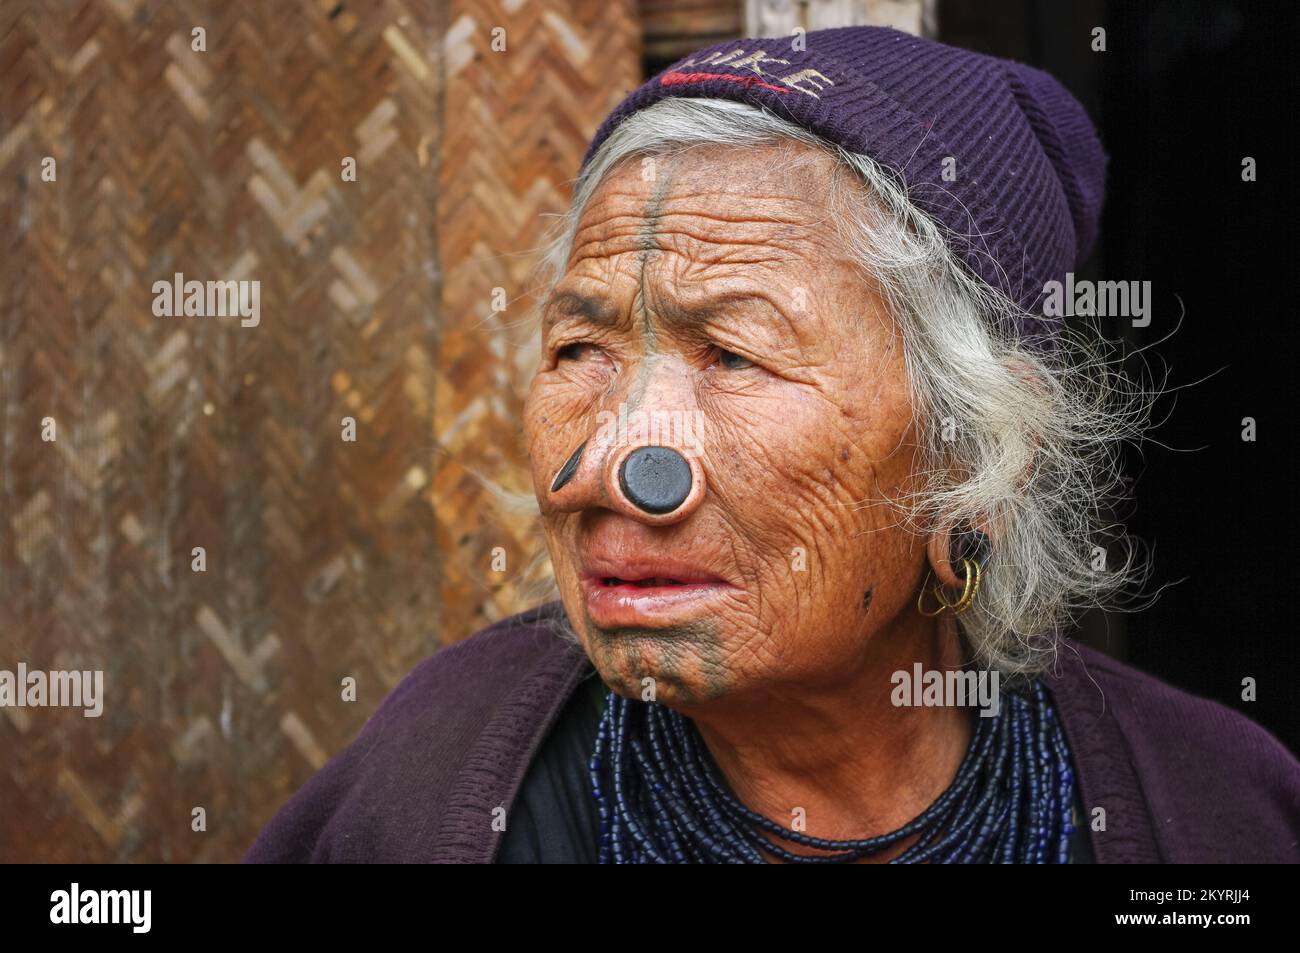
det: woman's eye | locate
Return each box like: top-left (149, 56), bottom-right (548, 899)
top-left (556, 342), bottom-right (592, 362)
top-left (716, 348), bottom-right (755, 370)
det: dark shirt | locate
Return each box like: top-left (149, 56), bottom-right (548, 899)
top-left (497, 671), bottom-right (605, 863)
top-left (243, 601), bottom-right (1300, 863)
top-left (497, 670), bottom-right (1095, 863)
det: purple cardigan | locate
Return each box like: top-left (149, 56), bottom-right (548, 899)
top-left (243, 601), bottom-right (1300, 863)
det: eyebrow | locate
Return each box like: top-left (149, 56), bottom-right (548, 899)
top-left (542, 290), bottom-right (620, 330)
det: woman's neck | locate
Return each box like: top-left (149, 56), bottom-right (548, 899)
top-left (684, 610), bottom-right (975, 862)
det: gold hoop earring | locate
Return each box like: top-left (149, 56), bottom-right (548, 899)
top-left (916, 557), bottom-right (982, 617)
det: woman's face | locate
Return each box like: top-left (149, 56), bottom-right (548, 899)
top-left (523, 142), bottom-right (930, 709)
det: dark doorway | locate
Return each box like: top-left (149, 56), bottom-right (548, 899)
top-left (943, 0), bottom-right (1298, 753)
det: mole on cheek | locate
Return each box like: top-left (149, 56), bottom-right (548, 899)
top-left (862, 589), bottom-right (873, 611)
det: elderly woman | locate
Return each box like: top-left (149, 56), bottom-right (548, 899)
top-left (246, 26), bottom-right (1299, 863)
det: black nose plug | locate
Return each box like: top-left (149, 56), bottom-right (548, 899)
top-left (618, 446), bottom-right (693, 514)
top-left (550, 440), bottom-right (586, 492)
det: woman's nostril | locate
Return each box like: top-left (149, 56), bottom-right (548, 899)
top-left (550, 440), bottom-right (587, 493)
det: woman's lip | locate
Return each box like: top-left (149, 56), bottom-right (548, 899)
top-left (580, 558), bottom-right (727, 587)
top-left (584, 573), bottom-right (720, 586)
top-left (579, 574), bottom-right (734, 628)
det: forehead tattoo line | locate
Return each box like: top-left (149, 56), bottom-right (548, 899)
top-left (616, 161), bottom-right (677, 411)
top-left (635, 162), bottom-right (677, 344)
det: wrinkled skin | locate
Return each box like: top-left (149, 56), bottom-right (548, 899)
top-left (523, 142), bottom-right (973, 855)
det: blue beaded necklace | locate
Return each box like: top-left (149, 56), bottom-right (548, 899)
top-left (588, 678), bottom-right (1076, 863)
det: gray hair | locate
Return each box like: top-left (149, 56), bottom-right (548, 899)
top-left (522, 96), bottom-right (1156, 676)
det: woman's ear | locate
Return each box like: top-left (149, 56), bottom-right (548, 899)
top-left (927, 520), bottom-right (996, 589)
top-left (927, 527), bottom-right (963, 588)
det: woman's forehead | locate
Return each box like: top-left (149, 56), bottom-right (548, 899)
top-left (582, 143), bottom-right (840, 227)
top-left (567, 150), bottom-right (850, 280)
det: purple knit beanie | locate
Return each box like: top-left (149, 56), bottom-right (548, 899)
top-left (579, 26), bottom-right (1108, 346)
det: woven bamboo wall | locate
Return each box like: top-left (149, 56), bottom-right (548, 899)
top-left (0, 0), bottom-right (639, 862)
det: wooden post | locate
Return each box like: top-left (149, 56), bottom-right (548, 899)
top-left (744, 0), bottom-right (936, 39)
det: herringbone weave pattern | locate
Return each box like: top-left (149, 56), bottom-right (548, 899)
top-left (0, 0), bottom-right (638, 862)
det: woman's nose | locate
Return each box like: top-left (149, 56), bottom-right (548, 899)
top-left (547, 436), bottom-right (706, 524)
